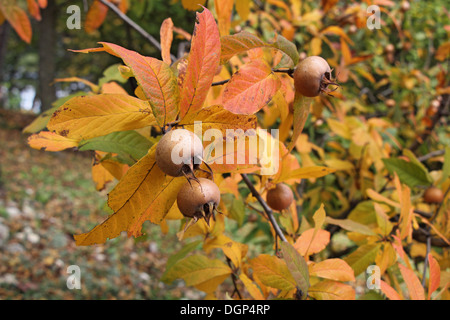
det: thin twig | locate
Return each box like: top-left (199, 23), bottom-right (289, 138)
top-left (421, 234), bottom-right (432, 288)
top-left (226, 257), bottom-right (242, 299)
top-left (417, 149), bottom-right (446, 162)
top-left (211, 79), bottom-right (230, 86)
top-left (98, 0), bottom-right (177, 62)
top-left (241, 173), bottom-right (288, 242)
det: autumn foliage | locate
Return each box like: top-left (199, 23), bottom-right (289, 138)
top-left (21, 1), bottom-right (450, 300)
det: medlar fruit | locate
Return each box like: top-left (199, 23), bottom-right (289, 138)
top-left (293, 56), bottom-right (336, 97)
top-left (155, 128), bottom-right (204, 177)
top-left (424, 187), bottom-right (444, 204)
top-left (266, 183), bottom-right (294, 211)
top-left (177, 178), bottom-right (221, 225)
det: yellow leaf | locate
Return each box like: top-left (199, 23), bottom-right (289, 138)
top-left (249, 254), bottom-right (296, 291)
top-left (375, 242), bottom-right (397, 275)
top-left (276, 166), bottom-right (336, 183)
top-left (163, 254), bottom-right (232, 293)
top-left (47, 94), bottom-right (156, 141)
top-left (239, 273), bottom-right (265, 300)
top-left (204, 234), bottom-right (248, 269)
top-left (27, 131), bottom-right (79, 152)
top-left (327, 118), bottom-right (352, 139)
top-left (181, 0), bottom-right (207, 11)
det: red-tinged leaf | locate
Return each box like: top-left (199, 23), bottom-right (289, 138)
top-left (0, 2), bottom-right (32, 43)
top-left (380, 280), bottom-right (403, 300)
top-left (286, 92), bottom-right (312, 152)
top-left (26, 0), bottom-right (41, 20)
top-left (398, 264), bottom-right (425, 300)
top-left (160, 18), bottom-right (174, 65)
top-left (179, 8), bottom-right (220, 119)
top-left (309, 259), bottom-right (355, 282)
top-left (222, 60), bottom-right (281, 115)
top-left (71, 43), bottom-right (180, 126)
top-left (27, 131), bottom-right (79, 152)
top-left (85, 0), bottom-right (108, 34)
top-left (47, 94), bottom-right (156, 141)
top-left (308, 280), bottom-right (355, 300)
top-left (427, 254), bottom-right (441, 300)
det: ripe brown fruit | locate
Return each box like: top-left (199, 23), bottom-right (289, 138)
top-left (385, 44), bottom-right (395, 54)
top-left (293, 56), bottom-right (336, 97)
top-left (177, 178), bottom-right (221, 224)
top-left (155, 128), bottom-right (204, 177)
top-left (423, 187), bottom-right (444, 204)
top-left (386, 99), bottom-right (396, 108)
top-left (266, 183), bottom-right (294, 211)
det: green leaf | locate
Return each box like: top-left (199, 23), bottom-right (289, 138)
top-left (402, 149), bottom-right (433, 183)
top-left (222, 194), bottom-right (245, 227)
top-left (99, 63), bottom-right (128, 87)
top-left (162, 240), bottom-right (202, 282)
top-left (344, 243), bottom-right (382, 276)
top-left (79, 130), bottom-right (152, 161)
top-left (442, 146), bottom-right (450, 185)
top-left (382, 158), bottom-right (432, 188)
top-left (280, 242), bottom-right (310, 299)
top-left (270, 34), bottom-right (299, 66)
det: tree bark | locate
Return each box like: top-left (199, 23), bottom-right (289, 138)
top-left (0, 23), bottom-right (10, 109)
top-left (38, 0), bottom-right (57, 112)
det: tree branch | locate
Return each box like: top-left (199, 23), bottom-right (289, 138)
top-left (241, 174), bottom-right (287, 242)
top-left (98, 0), bottom-right (177, 62)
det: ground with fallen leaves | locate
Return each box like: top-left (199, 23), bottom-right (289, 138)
top-left (0, 121), bottom-right (201, 300)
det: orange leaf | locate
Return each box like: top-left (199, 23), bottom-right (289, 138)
top-left (0, 2), bottom-right (32, 43)
top-left (26, 0), bottom-right (41, 20)
top-left (294, 228), bottom-right (330, 256)
top-left (92, 160), bottom-right (115, 191)
top-left (214, 0), bottom-right (233, 36)
top-left (380, 280), bottom-right (403, 300)
top-left (160, 18), bottom-right (174, 65)
top-left (398, 264), bottom-right (425, 300)
top-left (179, 8), bottom-right (220, 119)
top-left (308, 280), bottom-right (355, 300)
top-left (74, 148), bottom-right (185, 245)
top-left (222, 60), bottom-right (281, 115)
top-left (37, 0), bottom-right (47, 8)
top-left (427, 254), bottom-right (441, 300)
top-left (27, 131), bottom-right (79, 152)
top-left (85, 0), bottom-right (108, 34)
top-left (309, 259), bottom-right (355, 282)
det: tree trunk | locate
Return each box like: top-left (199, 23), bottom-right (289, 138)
top-left (0, 23), bottom-right (10, 109)
top-left (38, 0), bottom-right (57, 112)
